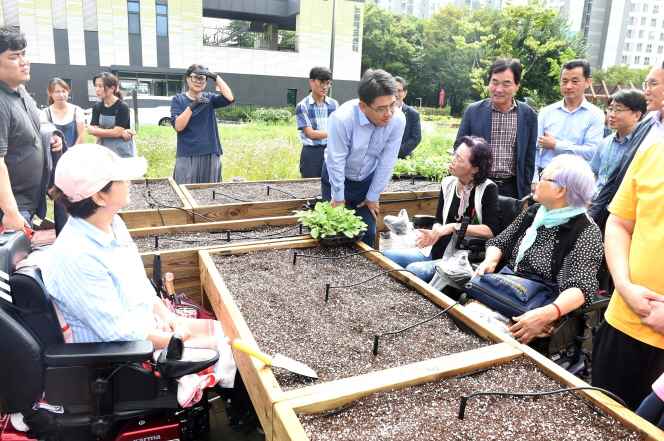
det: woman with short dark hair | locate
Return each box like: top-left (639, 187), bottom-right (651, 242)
top-left (383, 136), bottom-right (500, 282)
top-left (170, 63), bottom-right (235, 184)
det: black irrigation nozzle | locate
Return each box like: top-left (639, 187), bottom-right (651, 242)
top-left (145, 178), bottom-right (149, 187)
top-left (299, 224), bottom-right (303, 235)
top-left (325, 283), bottom-right (330, 302)
top-left (456, 386), bottom-right (629, 421)
top-left (267, 185), bottom-right (270, 195)
top-left (212, 190), bottom-right (216, 200)
top-left (372, 302), bottom-right (457, 356)
top-left (265, 185), bottom-right (302, 200)
top-left (293, 251), bottom-right (298, 265)
top-left (154, 235), bottom-right (159, 250)
top-left (227, 231), bottom-right (231, 242)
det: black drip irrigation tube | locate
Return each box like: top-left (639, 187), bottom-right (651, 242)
top-left (211, 190), bottom-right (251, 203)
top-left (372, 301), bottom-right (459, 356)
top-left (457, 386), bottom-right (629, 420)
top-left (324, 268), bottom-right (418, 302)
top-left (266, 185), bottom-right (320, 200)
top-left (141, 186), bottom-right (216, 224)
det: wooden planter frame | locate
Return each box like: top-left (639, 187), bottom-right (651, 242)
top-left (124, 178), bottom-right (438, 249)
top-left (120, 178), bottom-right (194, 229)
top-left (135, 216), bottom-right (306, 301)
top-left (196, 238), bottom-right (664, 441)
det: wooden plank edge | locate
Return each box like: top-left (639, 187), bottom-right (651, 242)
top-left (273, 401), bottom-right (309, 441)
top-left (130, 215), bottom-right (300, 237)
top-left (283, 343), bottom-right (523, 414)
top-left (184, 178), bottom-right (321, 190)
top-left (518, 343), bottom-right (664, 441)
top-left (168, 177), bottom-right (193, 210)
top-left (199, 250), bottom-right (282, 435)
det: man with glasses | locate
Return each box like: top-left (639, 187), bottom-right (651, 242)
top-left (170, 63), bottom-right (234, 184)
top-left (588, 63), bottom-right (664, 231)
top-left (322, 69), bottom-right (406, 248)
top-left (453, 58), bottom-right (537, 198)
top-left (589, 89), bottom-right (645, 200)
top-left (534, 59), bottom-right (604, 189)
top-left (296, 67), bottom-right (339, 178)
top-left (394, 76), bottom-right (421, 159)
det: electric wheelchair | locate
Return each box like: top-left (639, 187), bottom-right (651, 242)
top-left (0, 231), bottom-right (225, 441)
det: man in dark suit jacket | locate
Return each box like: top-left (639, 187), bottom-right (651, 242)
top-left (453, 58), bottom-right (537, 199)
top-left (395, 76), bottom-right (422, 159)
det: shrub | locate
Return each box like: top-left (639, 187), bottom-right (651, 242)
top-left (250, 107), bottom-right (293, 123)
top-left (392, 156), bottom-right (450, 181)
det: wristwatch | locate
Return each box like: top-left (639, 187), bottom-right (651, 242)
top-left (454, 223), bottom-right (461, 231)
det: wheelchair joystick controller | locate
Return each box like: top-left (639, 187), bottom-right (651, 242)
top-left (165, 333), bottom-right (184, 360)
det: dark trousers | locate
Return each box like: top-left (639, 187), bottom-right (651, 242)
top-left (637, 392), bottom-right (664, 429)
top-left (321, 163), bottom-right (376, 248)
top-left (496, 181), bottom-right (518, 198)
top-left (592, 321), bottom-right (664, 410)
top-left (299, 145), bottom-right (326, 178)
top-left (54, 202), bottom-right (69, 236)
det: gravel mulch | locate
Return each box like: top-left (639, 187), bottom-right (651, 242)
top-left (212, 246), bottom-right (487, 391)
top-left (124, 180), bottom-right (184, 211)
top-left (299, 357), bottom-right (643, 441)
top-left (187, 180), bottom-right (441, 206)
top-left (133, 224), bottom-right (309, 253)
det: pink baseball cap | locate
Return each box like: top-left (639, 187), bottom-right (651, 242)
top-left (55, 145), bottom-right (148, 202)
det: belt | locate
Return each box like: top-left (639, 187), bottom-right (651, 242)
top-left (490, 176), bottom-right (516, 187)
top-left (303, 144), bottom-right (327, 149)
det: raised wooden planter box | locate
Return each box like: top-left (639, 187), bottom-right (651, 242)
top-left (135, 216), bottom-right (305, 301)
top-left (197, 238), bottom-right (662, 440)
top-left (198, 238), bottom-right (521, 439)
top-left (120, 178), bottom-right (194, 229)
top-left (275, 344), bottom-right (664, 440)
top-left (122, 178), bottom-right (438, 240)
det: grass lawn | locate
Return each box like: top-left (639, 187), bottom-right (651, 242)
top-left (82, 119), bottom-right (458, 180)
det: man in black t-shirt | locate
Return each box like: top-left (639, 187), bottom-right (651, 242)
top-left (0, 26), bottom-right (62, 231)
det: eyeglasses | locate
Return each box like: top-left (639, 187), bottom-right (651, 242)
top-left (539, 171), bottom-right (556, 184)
top-left (396, 89), bottom-right (405, 93)
top-left (643, 79), bottom-right (661, 91)
top-left (367, 101), bottom-right (398, 115)
top-left (188, 75), bottom-right (207, 84)
top-left (316, 80), bottom-right (332, 88)
top-left (606, 107), bottom-right (633, 114)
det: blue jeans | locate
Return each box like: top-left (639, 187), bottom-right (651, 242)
top-left (0, 209), bottom-right (35, 229)
top-left (321, 163), bottom-right (376, 247)
top-left (637, 392), bottom-right (664, 430)
top-left (382, 248), bottom-right (440, 282)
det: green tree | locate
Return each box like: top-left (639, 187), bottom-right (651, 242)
top-left (361, 3), bottom-right (418, 78)
top-left (592, 65), bottom-right (650, 88)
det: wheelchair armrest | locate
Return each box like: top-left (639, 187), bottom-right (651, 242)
top-left (44, 341), bottom-right (155, 365)
top-left (460, 237), bottom-right (487, 251)
top-left (413, 215), bottom-right (435, 229)
top-left (568, 293), bottom-right (611, 316)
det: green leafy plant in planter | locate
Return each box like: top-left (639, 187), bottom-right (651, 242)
top-left (392, 156), bottom-right (451, 181)
top-left (295, 202), bottom-right (367, 242)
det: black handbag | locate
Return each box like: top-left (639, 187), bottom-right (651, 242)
top-left (463, 267), bottom-right (559, 318)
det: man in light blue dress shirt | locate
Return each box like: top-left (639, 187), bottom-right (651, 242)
top-left (534, 59), bottom-right (605, 190)
top-left (321, 69), bottom-right (406, 248)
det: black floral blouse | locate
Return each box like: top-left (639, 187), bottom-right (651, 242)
top-left (486, 210), bottom-right (604, 307)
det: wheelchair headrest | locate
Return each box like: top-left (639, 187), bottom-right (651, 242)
top-left (497, 195), bottom-right (528, 232)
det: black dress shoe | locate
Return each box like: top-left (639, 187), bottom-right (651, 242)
top-left (380, 231), bottom-right (391, 239)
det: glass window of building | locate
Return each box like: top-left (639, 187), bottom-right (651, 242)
top-left (156, 3), bottom-right (168, 37)
top-left (128, 1), bottom-right (140, 34)
top-left (644, 3), bottom-right (649, 12)
top-left (655, 5), bottom-right (660, 13)
top-left (635, 55), bottom-right (641, 64)
top-left (652, 18), bottom-right (658, 27)
top-left (629, 16), bottom-right (635, 25)
top-left (625, 42), bottom-right (631, 51)
top-left (631, 2), bottom-right (636, 11)
top-left (627, 29), bottom-right (633, 38)
top-left (640, 30), bottom-right (645, 38)
top-left (659, 45), bottom-right (663, 54)
top-left (650, 31), bottom-right (655, 39)
top-left (641, 17), bottom-right (647, 26)
top-left (647, 44), bottom-right (653, 52)
top-left (645, 56), bottom-right (651, 65)
top-left (637, 42), bottom-right (643, 51)
top-left (622, 55), bottom-right (628, 64)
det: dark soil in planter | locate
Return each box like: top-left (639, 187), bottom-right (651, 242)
top-left (124, 180), bottom-right (184, 211)
top-left (212, 246), bottom-right (487, 391)
top-left (189, 180), bottom-right (440, 206)
top-left (133, 224), bottom-right (309, 253)
top-left (299, 357), bottom-right (643, 441)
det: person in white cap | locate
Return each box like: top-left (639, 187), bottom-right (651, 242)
top-left (41, 145), bottom-right (264, 434)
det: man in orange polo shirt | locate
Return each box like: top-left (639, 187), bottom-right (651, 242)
top-left (592, 138), bottom-right (664, 410)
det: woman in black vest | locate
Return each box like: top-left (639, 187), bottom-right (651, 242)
top-left (474, 155), bottom-right (603, 344)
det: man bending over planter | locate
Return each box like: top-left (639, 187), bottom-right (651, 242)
top-left (321, 69), bottom-right (406, 247)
